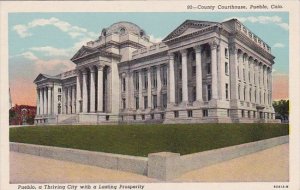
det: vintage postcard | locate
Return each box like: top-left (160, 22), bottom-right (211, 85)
top-left (1, 1), bottom-right (299, 190)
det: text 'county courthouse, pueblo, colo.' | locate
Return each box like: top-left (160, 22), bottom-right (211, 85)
top-left (34, 18), bottom-right (278, 125)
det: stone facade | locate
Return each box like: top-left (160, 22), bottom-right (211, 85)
top-left (34, 19), bottom-right (277, 124)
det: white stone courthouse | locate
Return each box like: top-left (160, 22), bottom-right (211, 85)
top-left (34, 19), bottom-right (277, 124)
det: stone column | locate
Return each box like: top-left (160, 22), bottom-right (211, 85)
top-left (125, 72), bottom-right (129, 110)
top-left (128, 72), bottom-right (134, 110)
top-left (36, 89), bottom-right (39, 115)
top-left (67, 86), bottom-right (71, 114)
top-left (39, 89), bottom-right (43, 115)
top-left (229, 45), bottom-right (238, 101)
top-left (139, 70), bottom-right (143, 109)
top-left (76, 72), bottom-right (81, 113)
top-left (194, 45), bottom-right (203, 102)
top-left (97, 65), bottom-right (104, 112)
top-left (181, 49), bottom-right (188, 103)
top-left (72, 85), bottom-right (76, 114)
top-left (147, 68), bottom-right (152, 109)
top-left (64, 87), bottom-right (68, 114)
top-left (90, 67), bottom-right (96, 113)
top-left (82, 70), bottom-right (88, 113)
top-left (157, 65), bottom-right (161, 108)
top-left (47, 87), bottom-right (51, 115)
top-left (264, 67), bottom-right (268, 90)
top-left (43, 88), bottom-right (47, 115)
top-left (210, 41), bottom-right (218, 100)
top-left (168, 53), bottom-right (175, 104)
top-left (260, 65), bottom-right (263, 88)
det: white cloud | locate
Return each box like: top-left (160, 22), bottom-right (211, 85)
top-left (19, 51), bottom-right (75, 72)
top-left (225, 16), bottom-right (289, 31)
top-left (21, 52), bottom-right (38, 60)
top-left (13, 17), bottom-right (97, 39)
top-left (30, 46), bottom-right (70, 57)
top-left (149, 35), bottom-right (162, 43)
top-left (273, 43), bottom-right (285, 48)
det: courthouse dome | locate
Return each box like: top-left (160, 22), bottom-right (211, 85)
top-left (101, 21), bottom-right (147, 37)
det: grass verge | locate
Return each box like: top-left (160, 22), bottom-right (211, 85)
top-left (9, 123), bottom-right (289, 157)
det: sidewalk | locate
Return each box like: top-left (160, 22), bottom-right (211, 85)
top-left (10, 144), bottom-right (288, 183)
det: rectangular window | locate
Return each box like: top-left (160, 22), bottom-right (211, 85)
top-left (188, 110), bottom-right (193, 118)
top-left (133, 115), bottom-right (136, 120)
top-left (207, 62), bottom-right (211, 74)
top-left (143, 70), bottom-right (148, 89)
top-left (153, 95), bottom-right (157, 108)
top-left (58, 95), bottom-right (61, 102)
top-left (144, 96), bottom-right (148, 109)
top-left (106, 115), bottom-right (110, 121)
top-left (179, 68), bottom-right (182, 80)
top-left (58, 88), bottom-right (62, 93)
top-left (151, 67), bottom-right (157, 89)
top-left (248, 111), bottom-right (251, 118)
top-left (134, 71), bottom-right (139, 91)
top-left (192, 86), bottom-right (196, 101)
top-left (162, 93), bottom-right (167, 108)
top-left (203, 109), bottom-right (208, 117)
top-left (122, 98), bottom-right (126, 109)
top-left (225, 83), bottom-right (229, 100)
top-left (122, 77), bottom-right (126, 92)
top-left (174, 111), bottom-right (179, 118)
top-left (135, 97), bottom-right (139, 109)
top-left (192, 66), bottom-right (196, 76)
top-left (253, 111), bottom-right (256, 118)
top-left (243, 68), bottom-right (245, 81)
top-left (237, 65), bottom-right (240, 79)
top-left (162, 65), bottom-right (168, 86)
top-left (225, 48), bottom-right (228, 58)
top-left (227, 109), bottom-right (230, 117)
top-left (207, 85), bottom-right (212, 101)
top-left (179, 88), bottom-right (182, 102)
top-left (161, 113), bottom-right (165, 119)
top-left (241, 110), bottom-right (245, 118)
top-left (151, 114), bottom-right (154, 120)
top-left (141, 115), bottom-right (145, 120)
top-left (225, 62), bottom-right (229, 75)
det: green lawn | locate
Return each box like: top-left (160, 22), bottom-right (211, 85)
top-left (9, 123), bottom-right (289, 157)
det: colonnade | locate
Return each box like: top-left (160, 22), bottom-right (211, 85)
top-left (76, 65), bottom-right (108, 113)
top-left (169, 42), bottom-right (218, 105)
top-left (36, 86), bottom-right (52, 115)
top-left (62, 85), bottom-right (76, 114)
top-left (236, 50), bottom-right (272, 106)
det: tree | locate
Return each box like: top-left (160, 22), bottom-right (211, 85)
top-left (272, 100), bottom-right (289, 121)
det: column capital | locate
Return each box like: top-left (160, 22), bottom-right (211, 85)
top-left (209, 40), bottom-right (219, 50)
top-left (180, 49), bottom-right (188, 56)
top-left (97, 64), bottom-right (104, 71)
top-left (89, 66), bottom-right (96, 73)
top-left (81, 69), bottom-right (88, 75)
top-left (194, 45), bottom-right (202, 53)
top-left (168, 52), bottom-right (174, 60)
top-left (229, 44), bottom-right (238, 54)
top-left (121, 72), bottom-right (127, 77)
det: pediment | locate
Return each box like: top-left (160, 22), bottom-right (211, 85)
top-left (34, 74), bottom-right (47, 83)
top-left (163, 20), bottom-right (217, 42)
top-left (71, 46), bottom-right (95, 62)
top-left (33, 74), bottom-right (60, 83)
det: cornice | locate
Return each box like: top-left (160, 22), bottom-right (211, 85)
top-left (163, 25), bottom-right (217, 45)
top-left (235, 32), bottom-right (275, 63)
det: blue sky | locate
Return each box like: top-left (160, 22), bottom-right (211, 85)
top-left (8, 12), bottom-right (289, 105)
